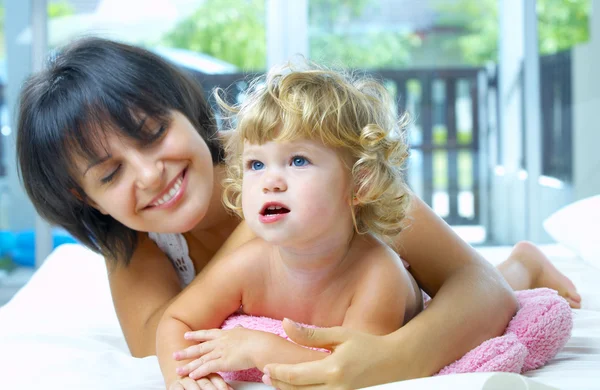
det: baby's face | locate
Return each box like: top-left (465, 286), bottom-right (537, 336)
top-left (241, 138), bottom-right (355, 248)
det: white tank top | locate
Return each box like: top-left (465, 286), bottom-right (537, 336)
top-left (148, 232), bottom-right (196, 287)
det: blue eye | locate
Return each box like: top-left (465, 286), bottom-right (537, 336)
top-left (291, 156), bottom-right (309, 167)
top-left (251, 160), bottom-right (265, 170)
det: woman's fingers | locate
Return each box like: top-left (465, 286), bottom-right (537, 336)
top-left (178, 377), bottom-right (201, 390)
top-left (195, 376), bottom-right (218, 390)
top-left (282, 319), bottom-right (350, 350)
top-left (169, 382), bottom-right (185, 390)
top-left (265, 322), bottom-right (355, 387)
top-left (263, 360), bottom-right (332, 387)
top-left (264, 373), bottom-right (331, 390)
top-left (207, 373), bottom-right (230, 390)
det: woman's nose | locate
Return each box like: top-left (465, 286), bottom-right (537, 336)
top-left (133, 153), bottom-right (163, 190)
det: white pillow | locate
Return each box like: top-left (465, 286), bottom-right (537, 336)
top-left (543, 195), bottom-right (600, 270)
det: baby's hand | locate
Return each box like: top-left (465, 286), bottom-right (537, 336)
top-left (168, 373), bottom-right (231, 390)
top-left (174, 327), bottom-right (271, 379)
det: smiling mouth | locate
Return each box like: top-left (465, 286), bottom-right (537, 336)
top-left (147, 170), bottom-right (185, 208)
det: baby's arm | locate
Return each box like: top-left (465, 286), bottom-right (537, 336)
top-left (342, 243), bottom-right (418, 335)
top-left (156, 243), bottom-right (251, 387)
top-left (176, 326), bottom-right (329, 380)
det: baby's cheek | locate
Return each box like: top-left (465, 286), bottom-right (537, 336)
top-left (241, 188), bottom-right (258, 214)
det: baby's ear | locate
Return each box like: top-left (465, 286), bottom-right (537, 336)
top-left (350, 166), bottom-right (371, 206)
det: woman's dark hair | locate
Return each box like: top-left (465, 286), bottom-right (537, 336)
top-left (17, 37), bottom-right (224, 264)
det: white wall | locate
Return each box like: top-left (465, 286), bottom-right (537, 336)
top-left (266, 0), bottom-right (308, 68)
top-left (493, 0), bottom-right (574, 245)
top-left (493, 0), bottom-right (527, 244)
top-left (572, 0), bottom-right (600, 201)
top-left (4, 1), bottom-right (37, 233)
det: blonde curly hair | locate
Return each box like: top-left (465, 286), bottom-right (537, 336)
top-left (218, 62), bottom-right (412, 244)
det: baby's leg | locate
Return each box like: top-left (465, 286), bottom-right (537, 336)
top-left (496, 241), bottom-right (581, 308)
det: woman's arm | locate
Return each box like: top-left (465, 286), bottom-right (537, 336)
top-left (107, 234), bottom-right (183, 357)
top-left (263, 196), bottom-right (517, 388)
top-left (108, 222), bottom-right (256, 358)
top-left (391, 196), bottom-right (517, 375)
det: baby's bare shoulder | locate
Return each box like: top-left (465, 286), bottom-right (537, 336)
top-left (353, 235), bottom-right (405, 270)
top-left (203, 237), bottom-right (273, 282)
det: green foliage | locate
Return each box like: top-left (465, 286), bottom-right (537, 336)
top-left (308, 0), bottom-right (421, 68)
top-left (162, 0), bottom-right (266, 70)
top-left (310, 31), bottom-right (421, 68)
top-left (161, 0), bottom-right (420, 70)
top-left (537, 0), bottom-right (590, 54)
top-left (48, 1), bottom-right (75, 18)
top-left (0, 255), bottom-right (16, 272)
top-left (309, 0), bottom-right (372, 26)
top-left (436, 0), bottom-right (590, 65)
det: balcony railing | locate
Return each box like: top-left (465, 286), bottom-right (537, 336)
top-left (194, 67), bottom-right (486, 226)
top-left (0, 52), bottom-right (570, 229)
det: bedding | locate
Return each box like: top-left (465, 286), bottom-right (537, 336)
top-left (543, 195), bottom-right (600, 271)
top-left (0, 243), bottom-right (598, 389)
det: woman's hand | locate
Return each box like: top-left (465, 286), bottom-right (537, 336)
top-left (262, 319), bottom-right (407, 390)
top-left (168, 373), bottom-right (232, 390)
top-left (174, 327), bottom-right (272, 379)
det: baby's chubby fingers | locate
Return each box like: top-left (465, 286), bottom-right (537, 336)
top-left (176, 351), bottom-right (220, 377)
top-left (188, 354), bottom-right (225, 380)
top-left (174, 340), bottom-right (216, 361)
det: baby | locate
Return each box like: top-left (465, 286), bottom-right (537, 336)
top-left (156, 63), bottom-right (422, 389)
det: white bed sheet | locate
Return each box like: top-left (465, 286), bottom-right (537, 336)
top-left (0, 243), bottom-right (598, 389)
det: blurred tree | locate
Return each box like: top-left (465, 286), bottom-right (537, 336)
top-left (436, 0), bottom-right (590, 65)
top-left (161, 0), bottom-right (421, 70)
top-left (162, 0), bottom-right (266, 70)
top-left (48, 0), bottom-right (74, 19)
top-left (309, 0), bottom-right (421, 68)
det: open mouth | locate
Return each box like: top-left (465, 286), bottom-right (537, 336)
top-left (260, 203), bottom-right (290, 216)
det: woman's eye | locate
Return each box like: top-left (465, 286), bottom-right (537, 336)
top-left (291, 156), bottom-right (309, 167)
top-left (101, 165), bottom-right (121, 184)
top-left (250, 160), bottom-right (265, 171)
top-left (147, 125), bottom-right (167, 144)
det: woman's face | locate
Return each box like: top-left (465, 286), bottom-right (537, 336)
top-left (76, 111), bottom-right (215, 233)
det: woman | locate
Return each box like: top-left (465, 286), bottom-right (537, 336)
top-left (16, 37), bottom-right (577, 389)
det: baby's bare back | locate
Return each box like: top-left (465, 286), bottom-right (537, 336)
top-left (237, 235), bottom-right (422, 333)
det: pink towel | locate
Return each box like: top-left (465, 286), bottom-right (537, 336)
top-left (218, 287), bottom-right (572, 382)
top-left (437, 288), bottom-right (572, 375)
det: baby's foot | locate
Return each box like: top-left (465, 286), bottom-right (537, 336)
top-left (510, 241), bottom-right (581, 308)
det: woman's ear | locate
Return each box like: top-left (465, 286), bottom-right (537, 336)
top-left (70, 188), bottom-right (108, 215)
